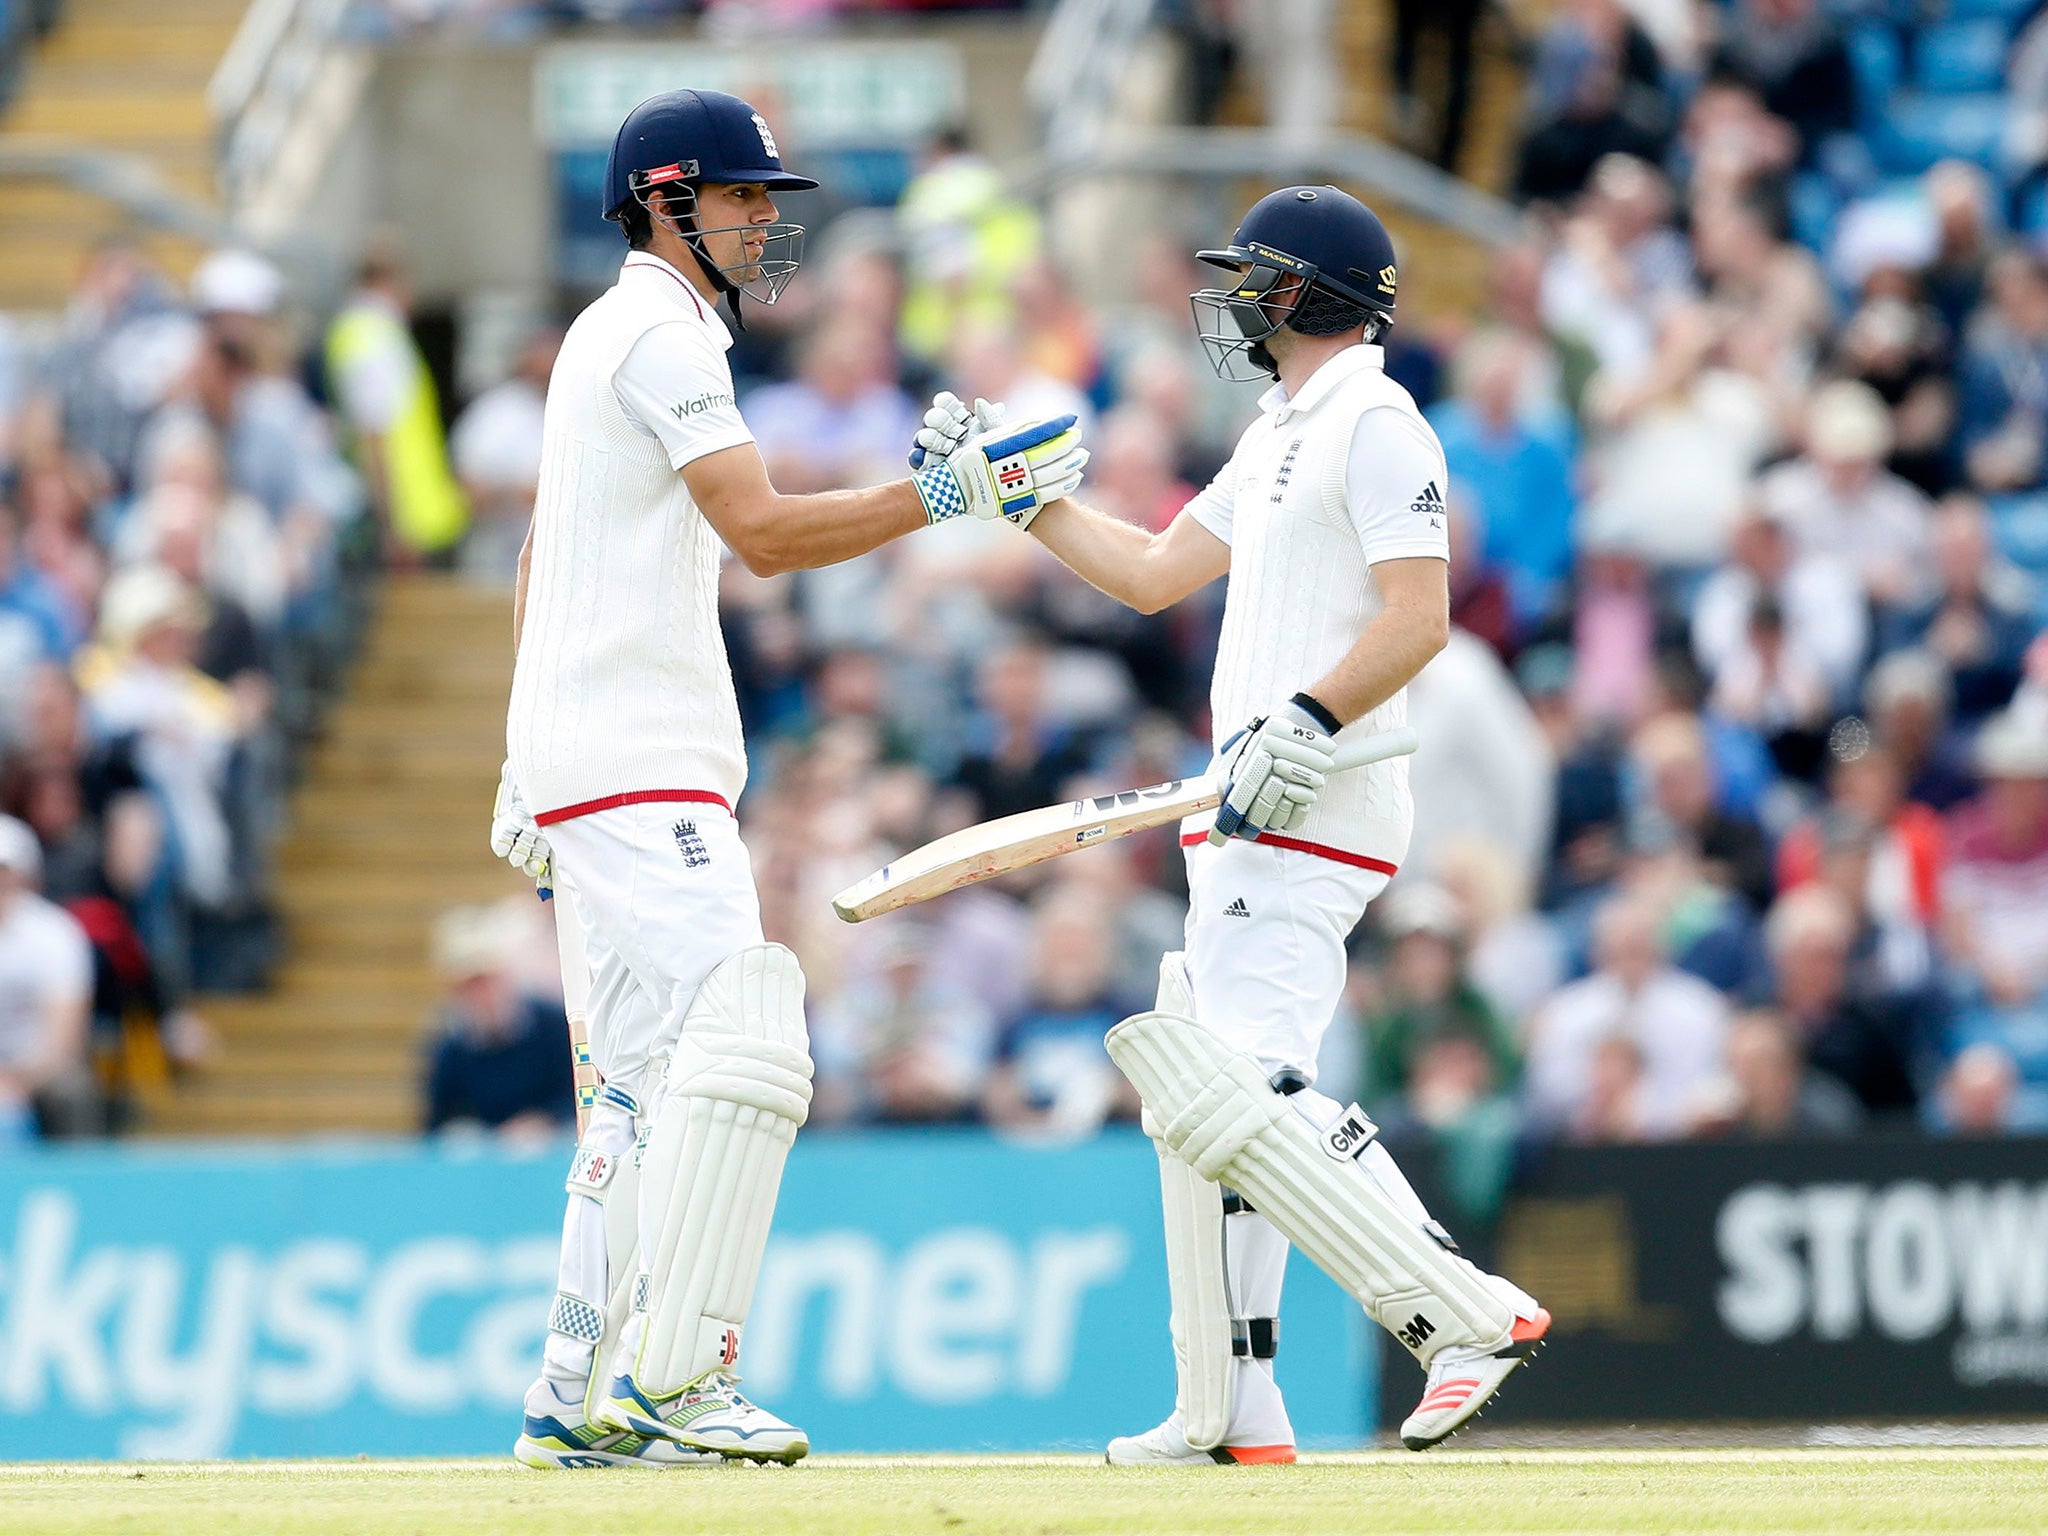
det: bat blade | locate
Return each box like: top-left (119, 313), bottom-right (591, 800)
top-left (830, 725), bottom-right (1419, 923)
top-left (832, 776), bottom-right (1217, 922)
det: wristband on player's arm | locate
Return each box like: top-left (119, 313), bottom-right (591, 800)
top-left (1289, 692), bottom-right (1342, 735)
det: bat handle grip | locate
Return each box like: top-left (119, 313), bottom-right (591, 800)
top-left (1330, 725), bottom-right (1420, 772)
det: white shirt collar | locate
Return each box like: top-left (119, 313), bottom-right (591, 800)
top-left (1258, 343), bottom-right (1385, 422)
top-left (619, 253), bottom-right (733, 348)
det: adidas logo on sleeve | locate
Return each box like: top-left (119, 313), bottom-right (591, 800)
top-left (1409, 481), bottom-right (1446, 530)
top-left (1224, 897), bottom-right (1251, 918)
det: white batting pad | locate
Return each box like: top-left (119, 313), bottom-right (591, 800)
top-left (635, 944), bottom-right (813, 1394)
top-left (1146, 952), bottom-right (1234, 1450)
top-left (1107, 1010), bottom-right (1513, 1366)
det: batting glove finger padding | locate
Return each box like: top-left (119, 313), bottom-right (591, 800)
top-left (908, 392), bottom-right (1008, 470)
top-left (491, 759), bottom-right (554, 882)
top-left (913, 413), bottom-right (1085, 529)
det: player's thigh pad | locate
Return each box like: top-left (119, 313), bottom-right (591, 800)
top-left (1108, 1009), bottom-right (1511, 1367)
top-left (1146, 951), bottom-right (1234, 1450)
top-left (636, 943), bottom-right (813, 1392)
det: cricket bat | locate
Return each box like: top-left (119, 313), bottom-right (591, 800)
top-left (832, 725), bottom-right (1418, 923)
top-left (544, 881), bottom-right (600, 1136)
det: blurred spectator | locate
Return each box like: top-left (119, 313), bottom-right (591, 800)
top-left (1875, 497), bottom-right (2033, 723)
top-left (1759, 380), bottom-right (1931, 608)
top-left (983, 891), bottom-right (1137, 1138)
top-left (811, 923), bottom-right (995, 1125)
top-left (451, 323), bottom-right (561, 582)
top-left (896, 127), bottom-right (1042, 366)
top-left (1361, 882), bottom-right (1520, 1125)
top-left (1708, 0), bottom-right (1854, 160)
top-left (423, 903), bottom-right (574, 1139)
top-left (1766, 885), bottom-right (1921, 1118)
top-left (1580, 303), bottom-right (1781, 571)
top-left (1777, 744), bottom-right (1944, 994)
top-left (1693, 500), bottom-right (1867, 703)
top-left (1865, 647), bottom-right (1977, 811)
top-left (1934, 1041), bottom-right (2024, 1136)
top-left (1514, 3), bottom-right (1672, 204)
top-left (748, 316), bottom-right (920, 493)
top-left (951, 638), bottom-right (1101, 820)
top-left (1427, 330), bottom-right (1576, 624)
top-left (1693, 1009), bottom-right (1863, 1137)
top-left (1404, 627), bottom-right (1556, 890)
top-left (1523, 891), bottom-right (1732, 1137)
top-left (1959, 250), bottom-right (2048, 494)
top-left (1628, 712), bottom-right (1773, 911)
top-left (325, 248), bottom-right (468, 561)
top-left (0, 814), bottom-right (95, 1139)
top-left (1541, 155), bottom-right (1693, 386)
top-left (77, 566), bottom-right (248, 911)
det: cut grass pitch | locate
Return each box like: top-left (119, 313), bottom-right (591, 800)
top-left (4, 1449), bottom-right (2047, 1536)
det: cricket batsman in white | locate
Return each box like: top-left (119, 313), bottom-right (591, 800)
top-left (992, 186), bottom-right (1550, 1461)
top-left (487, 88), bottom-right (1086, 1467)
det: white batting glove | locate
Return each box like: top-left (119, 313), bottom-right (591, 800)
top-left (912, 412), bottom-right (1088, 530)
top-left (490, 759), bottom-right (552, 884)
top-left (1209, 697), bottom-right (1341, 846)
top-left (908, 391), bottom-right (1008, 470)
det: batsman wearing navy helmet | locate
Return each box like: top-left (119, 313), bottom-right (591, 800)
top-left (1007, 187), bottom-right (1549, 1461)
top-left (489, 89), bottom-right (1088, 1468)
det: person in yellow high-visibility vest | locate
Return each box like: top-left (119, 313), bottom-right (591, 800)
top-left (324, 250), bottom-right (468, 561)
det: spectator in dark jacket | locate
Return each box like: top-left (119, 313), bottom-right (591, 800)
top-left (423, 904), bottom-right (573, 1139)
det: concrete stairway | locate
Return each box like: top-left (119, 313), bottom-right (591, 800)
top-left (0, 0), bottom-right (245, 311)
top-left (143, 575), bottom-right (527, 1137)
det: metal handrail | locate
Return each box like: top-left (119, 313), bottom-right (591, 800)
top-left (1027, 125), bottom-right (1525, 249)
top-left (1025, 0), bottom-right (1160, 160)
top-left (0, 135), bottom-right (231, 243)
top-left (208, 0), bottom-right (354, 220)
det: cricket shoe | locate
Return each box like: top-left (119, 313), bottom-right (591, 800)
top-left (595, 1367), bottom-right (809, 1464)
top-left (1399, 1305), bottom-right (1551, 1451)
top-left (1106, 1412), bottom-right (1295, 1466)
top-left (513, 1378), bottom-right (715, 1468)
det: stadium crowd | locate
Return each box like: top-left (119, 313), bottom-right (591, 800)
top-left (433, 0), bottom-right (2048, 1156)
top-left (9, 0), bottom-right (2048, 1162)
top-left (0, 239), bottom-right (372, 1138)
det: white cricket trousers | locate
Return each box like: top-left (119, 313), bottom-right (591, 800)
top-left (547, 799), bottom-right (765, 1104)
top-left (1179, 833), bottom-right (1391, 1083)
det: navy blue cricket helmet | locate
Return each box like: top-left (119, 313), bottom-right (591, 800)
top-left (1190, 186), bottom-right (1399, 381)
top-left (603, 89), bottom-right (820, 318)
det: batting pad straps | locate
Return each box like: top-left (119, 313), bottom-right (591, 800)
top-left (1231, 1318), bottom-right (1279, 1359)
top-left (635, 944), bottom-right (813, 1396)
top-left (1107, 1010), bottom-right (1515, 1368)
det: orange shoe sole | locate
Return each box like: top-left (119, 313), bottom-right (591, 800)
top-left (1209, 1444), bottom-right (1297, 1465)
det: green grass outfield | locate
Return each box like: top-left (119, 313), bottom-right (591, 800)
top-left (5, 1450), bottom-right (2048, 1536)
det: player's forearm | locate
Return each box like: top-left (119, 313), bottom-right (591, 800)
top-left (715, 481), bottom-right (928, 577)
top-left (1028, 499), bottom-right (1178, 614)
top-left (1305, 599), bottom-right (1449, 725)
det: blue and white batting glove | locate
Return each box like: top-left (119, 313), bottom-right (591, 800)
top-left (908, 391), bottom-right (1007, 470)
top-left (912, 413), bottom-right (1088, 530)
top-left (490, 759), bottom-right (553, 883)
top-left (1209, 696), bottom-right (1341, 846)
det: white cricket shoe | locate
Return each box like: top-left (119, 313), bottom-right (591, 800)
top-left (512, 1379), bottom-right (715, 1468)
top-left (1106, 1411), bottom-right (1295, 1466)
top-left (1398, 1305), bottom-right (1550, 1450)
top-left (595, 1367), bottom-right (809, 1465)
